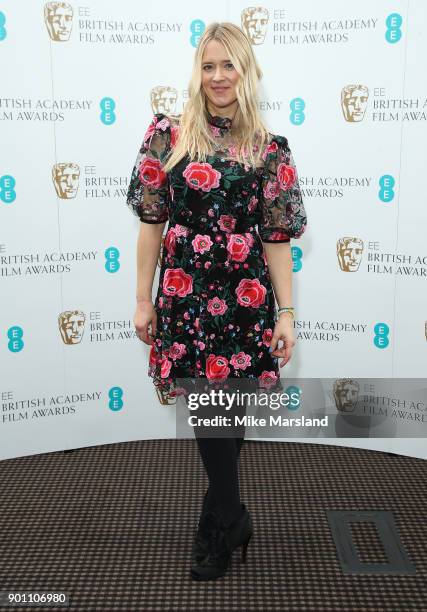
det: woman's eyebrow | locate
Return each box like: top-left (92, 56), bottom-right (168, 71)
top-left (202, 59), bottom-right (231, 65)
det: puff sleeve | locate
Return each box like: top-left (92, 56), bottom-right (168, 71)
top-left (258, 135), bottom-right (307, 243)
top-left (126, 113), bottom-right (171, 223)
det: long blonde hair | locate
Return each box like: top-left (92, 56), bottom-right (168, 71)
top-left (162, 22), bottom-right (270, 173)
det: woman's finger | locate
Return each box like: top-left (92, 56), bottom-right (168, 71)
top-left (280, 349), bottom-right (292, 367)
top-left (272, 336), bottom-right (294, 367)
top-left (137, 324), bottom-right (150, 345)
top-left (150, 316), bottom-right (157, 339)
top-left (282, 337), bottom-right (295, 366)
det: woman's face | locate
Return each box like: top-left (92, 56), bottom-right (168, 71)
top-left (201, 39), bottom-right (239, 114)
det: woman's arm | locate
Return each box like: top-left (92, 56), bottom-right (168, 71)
top-left (258, 134), bottom-right (307, 367)
top-left (134, 221), bottom-right (166, 345)
top-left (263, 241), bottom-right (295, 367)
top-left (263, 241), bottom-right (293, 310)
top-left (136, 221), bottom-right (166, 302)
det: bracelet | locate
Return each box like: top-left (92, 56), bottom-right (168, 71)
top-left (275, 306), bottom-right (295, 320)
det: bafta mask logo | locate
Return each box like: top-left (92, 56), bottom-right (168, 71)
top-left (150, 87), bottom-right (178, 116)
top-left (155, 385), bottom-right (177, 406)
top-left (341, 84), bottom-right (369, 122)
top-left (58, 310), bottom-right (85, 344)
top-left (44, 2), bottom-right (73, 41)
top-left (337, 237), bottom-right (364, 272)
top-left (52, 163), bottom-right (80, 199)
top-left (333, 379), bottom-right (360, 413)
top-left (241, 7), bottom-right (269, 45)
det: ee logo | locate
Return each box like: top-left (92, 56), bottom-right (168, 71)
top-left (378, 175), bottom-right (395, 203)
top-left (105, 247), bottom-right (120, 273)
top-left (290, 98), bottom-right (305, 125)
top-left (385, 13), bottom-right (402, 44)
top-left (374, 323), bottom-right (389, 349)
top-left (0, 175), bottom-right (16, 204)
top-left (190, 20), bottom-right (205, 47)
top-left (285, 385), bottom-right (301, 410)
top-left (8, 326), bottom-right (24, 352)
top-left (100, 97), bottom-right (116, 125)
top-left (0, 12), bottom-right (6, 41)
top-left (291, 246), bottom-right (303, 272)
top-left (109, 387), bottom-right (123, 411)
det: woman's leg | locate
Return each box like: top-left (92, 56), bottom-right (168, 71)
top-left (194, 396), bottom-right (247, 525)
top-left (194, 436), bottom-right (241, 526)
top-left (203, 436), bottom-right (245, 511)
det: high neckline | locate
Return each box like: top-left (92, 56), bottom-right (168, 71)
top-left (206, 108), bottom-right (233, 130)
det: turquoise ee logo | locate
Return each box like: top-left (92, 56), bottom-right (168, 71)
top-left (285, 385), bottom-right (301, 410)
top-left (0, 12), bottom-right (6, 41)
top-left (0, 175), bottom-right (16, 204)
top-left (190, 19), bottom-right (205, 47)
top-left (385, 13), bottom-right (402, 44)
top-left (8, 326), bottom-right (24, 352)
top-left (105, 247), bottom-right (120, 273)
top-left (290, 98), bottom-right (305, 125)
top-left (100, 97), bottom-right (116, 125)
top-left (374, 322), bottom-right (389, 348)
top-left (291, 245), bottom-right (303, 272)
top-left (378, 174), bottom-right (395, 203)
top-left (109, 387), bottom-right (123, 411)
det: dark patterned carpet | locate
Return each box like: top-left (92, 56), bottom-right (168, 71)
top-left (0, 439), bottom-right (425, 611)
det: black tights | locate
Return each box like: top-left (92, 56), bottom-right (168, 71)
top-left (195, 436), bottom-right (245, 526)
top-left (192, 398), bottom-right (247, 527)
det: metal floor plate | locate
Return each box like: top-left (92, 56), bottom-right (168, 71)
top-left (326, 510), bottom-right (417, 575)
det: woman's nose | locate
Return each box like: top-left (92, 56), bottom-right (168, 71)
top-left (213, 67), bottom-right (225, 80)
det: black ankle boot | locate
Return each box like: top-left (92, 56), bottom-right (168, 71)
top-left (190, 503), bottom-right (253, 581)
top-left (191, 488), bottom-right (218, 564)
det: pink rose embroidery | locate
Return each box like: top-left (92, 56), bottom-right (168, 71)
top-left (207, 296), bottom-right (228, 316)
top-left (192, 234), bottom-right (213, 254)
top-left (218, 215), bottom-right (237, 233)
top-left (261, 140), bottom-right (278, 161)
top-left (226, 234), bottom-right (250, 262)
top-left (183, 162), bottom-right (221, 192)
top-left (262, 329), bottom-right (273, 347)
top-left (263, 180), bottom-right (280, 201)
top-left (160, 355), bottom-right (172, 378)
top-left (258, 370), bottom-right (278, 388)
top-left (206, 354), bottom-right (230, 381)
top-left (169, 342), bottom-right (187, 361)
top-left (155, 117), bottom-right (171, 132)
top-left (139, 157), bottom-right (167, 190)
top-left (236, 278), bottom-right (266, 308)
top-left (230, 352), bottom-right (252, 370)
top-left (164, 228), bottom-right (177, 256)
top-left (277, 163), bottom-right (296, 190)
top-left (162, 268), bottom-right (193, 297)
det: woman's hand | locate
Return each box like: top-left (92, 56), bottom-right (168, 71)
top-left (269, 314), bottom-right (295, 367)
top-left (134, 299), bottom-right (157, 345)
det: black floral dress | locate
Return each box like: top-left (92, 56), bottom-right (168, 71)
top-left (126, 111), bottom-right (307, 397)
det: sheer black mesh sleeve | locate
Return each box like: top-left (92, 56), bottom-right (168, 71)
top-left (258, 135), bottom-right (307, 243)
top-left (126, 113), bottom-right (171, 223)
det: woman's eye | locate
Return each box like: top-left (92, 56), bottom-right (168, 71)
top-left (203, 63), bottom-right (234, 70)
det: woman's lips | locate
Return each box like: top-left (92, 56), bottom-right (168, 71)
top-left (212, 87), bottom-right (229, 93)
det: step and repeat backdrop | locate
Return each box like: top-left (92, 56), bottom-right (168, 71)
top-left (1, 1), bottom-right (426, 460)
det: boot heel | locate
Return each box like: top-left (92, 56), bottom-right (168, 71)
top-left (241, 533), bottom-right (252, 563)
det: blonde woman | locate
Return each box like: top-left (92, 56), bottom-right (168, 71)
top-left (126, 22), bottom-right (307, 581)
